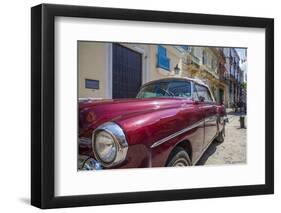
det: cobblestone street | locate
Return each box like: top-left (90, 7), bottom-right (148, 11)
top-left (197, 110), bottom-right (247, 165)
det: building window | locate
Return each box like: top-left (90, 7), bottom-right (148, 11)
top-left (211, 58), bottom-right (216, 70)
top-left (229, 82), bottom-right (232, 93)
top-left (157, 45), bottom-right (170, 71)
top-left (202, 50), bottom-right (206, 65)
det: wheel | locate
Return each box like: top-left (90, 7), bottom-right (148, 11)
top-left (216, 123), bottom-right (225, 143)
top-left (166, 147), bottom-right (191, 167)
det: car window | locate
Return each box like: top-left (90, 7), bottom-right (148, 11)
top-left (137, 81), bottom-right (192, 99)
top-left (137, 84), bottom-right (158, 98)
top-left (194, 84), bottom-right (213, 102)
top-left (167, 81), bottom-right (191, 98)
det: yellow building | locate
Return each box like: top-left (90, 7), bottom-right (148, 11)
top-left (78, 41), bottom-right (186, 99)
top-left (184, 47), bottom-right (228, 104)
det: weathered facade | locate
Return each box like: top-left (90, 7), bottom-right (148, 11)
top-left (78, 41), bottom-right (246, 108)
top-left (184, 47), bottom-right (227, 105)
top-left (78, 42), bottom-right (186, 99)
top-left (221, 48), bottom-right (242, 107)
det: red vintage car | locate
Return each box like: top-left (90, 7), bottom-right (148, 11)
top-left (78, 77), bottom-right (227, 170)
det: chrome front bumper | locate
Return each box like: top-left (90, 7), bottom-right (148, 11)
top-left (78, 155), bottom-right (103, 171)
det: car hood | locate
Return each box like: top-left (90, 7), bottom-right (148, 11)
top-left (79, 98), bottom-right (192, 137)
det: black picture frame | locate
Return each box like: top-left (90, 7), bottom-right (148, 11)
top-left (31, 3), bottom-right (274, 209)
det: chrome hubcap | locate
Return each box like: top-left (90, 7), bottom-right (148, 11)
top-left (173, 158), bottom-right (189, 167)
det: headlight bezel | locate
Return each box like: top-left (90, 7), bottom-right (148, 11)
top-left (92, 122), bottom-right (128, 168)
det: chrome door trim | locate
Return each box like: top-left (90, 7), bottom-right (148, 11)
top-left (150, 119), bottom-right (204, 148)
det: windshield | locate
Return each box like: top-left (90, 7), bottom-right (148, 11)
top-left (136, 80), bottom-right (192, 99)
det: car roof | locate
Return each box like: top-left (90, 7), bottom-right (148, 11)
top-left (142, 76), bottom-right (208, 88)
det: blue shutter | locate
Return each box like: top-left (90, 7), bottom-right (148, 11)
top-left (157, 45), bottom-right (170, 71)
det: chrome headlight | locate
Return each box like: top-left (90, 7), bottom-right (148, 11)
top-left (94, 131), bottom-right (117, 163)
top-left (92, 122), bottom-right (128, 167)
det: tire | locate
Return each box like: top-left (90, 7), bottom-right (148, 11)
top-left (166, 147), bottom-right (191, 167)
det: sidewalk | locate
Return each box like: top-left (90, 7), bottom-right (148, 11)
top-left (226, 108), bottom-right (247, 123)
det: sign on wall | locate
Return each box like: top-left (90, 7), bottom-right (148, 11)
top-left (85, 79), bottom-right (99, 89)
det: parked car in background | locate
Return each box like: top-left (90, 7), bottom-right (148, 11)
top-left (78, 77), bottom-right (227, 170)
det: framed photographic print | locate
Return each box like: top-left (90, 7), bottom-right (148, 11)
top-left (31, 3), bottom-right (274, 209)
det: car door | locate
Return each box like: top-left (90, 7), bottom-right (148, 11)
top-left (194, 84), bottom-right (217, 148)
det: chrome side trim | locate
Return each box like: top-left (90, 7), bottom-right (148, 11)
top-left (150, 120), bottom-right (204, 148)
